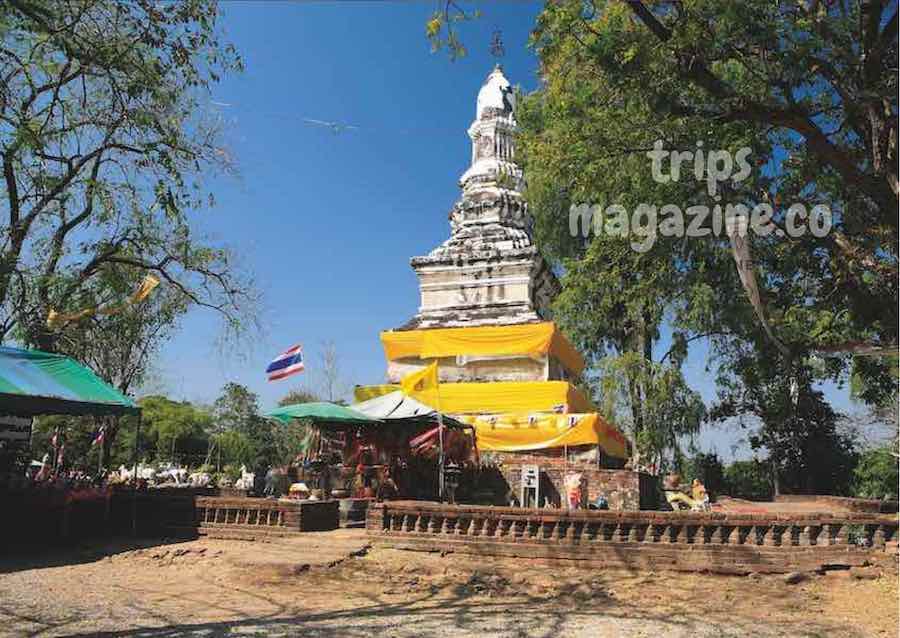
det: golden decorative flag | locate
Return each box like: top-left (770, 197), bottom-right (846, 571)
top-left (47, 274), bottom-right (161, 330)
top-left (400, 361), bottom-right (438, 396)
top-left (126, 274), bottom-right (160, 305)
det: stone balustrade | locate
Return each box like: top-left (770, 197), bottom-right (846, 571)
top-left (194, 496), bottom-right (339, 537)
top-left (367, 501), bottom-right (898, 574)
top-left (195, 496), bottom-right (291, 531)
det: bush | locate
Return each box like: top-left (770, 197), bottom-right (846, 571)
top-left (853, 446), bottom-right (899, 500)
top-left (724, 460), bottom-right (773, 501)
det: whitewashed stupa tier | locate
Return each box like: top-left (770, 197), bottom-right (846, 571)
top-left (402, 66), bottom-right (559, 331)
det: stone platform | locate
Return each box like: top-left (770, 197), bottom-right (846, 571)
top-left (366, 500), bottom-right (898, 575)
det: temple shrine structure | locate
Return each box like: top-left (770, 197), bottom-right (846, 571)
top-left (355, 66), bottom-right (630, 487)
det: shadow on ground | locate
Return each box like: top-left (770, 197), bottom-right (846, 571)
top-left (0, 535), bottom-right (197, 575)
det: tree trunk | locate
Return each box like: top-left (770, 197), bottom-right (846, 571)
top-left (772, 462), bottom-right (781, 497)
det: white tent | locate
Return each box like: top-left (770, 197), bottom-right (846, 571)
top-left (352, 391), bottom-right (441, 420)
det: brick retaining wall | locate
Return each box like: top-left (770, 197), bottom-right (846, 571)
top-left (1, 488), bottom-right (339, 545)
top-left (367, 501), bottom-right (898, 574)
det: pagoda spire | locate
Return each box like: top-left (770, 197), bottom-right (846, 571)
top-left (401, 67), bottom-right (559, 331)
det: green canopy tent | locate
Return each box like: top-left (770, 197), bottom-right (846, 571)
top-left (1, 346), bottom-right (143, 535)
top-left (266, 402), bottom-right (379, 427)
top-left (1, 346), bottom-right (140, 495)
top-left (0, 346), bottom-right (138, 417)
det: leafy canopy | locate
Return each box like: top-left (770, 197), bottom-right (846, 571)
top-left (1, 0), bottom-right (257, 353)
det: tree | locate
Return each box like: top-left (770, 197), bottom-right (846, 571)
top-left (500, 0), bottom-right (898, 470)
top-left (138, 395), bottom-right (211, 465)
top-left (212, 382), bottom-right (261, 436)
top-left (853, 446), bottom-right (899, 499)
top-left (528, 0), bottom-right (895, 358)
top-left (211, 382), bottom-right (274, 469)
top-left (41, 265), bottom-right (191, 460)
top-left (724, 459), bottom-right (773, 501)
top-left (711, 334), bottom-right (858, 495)
top-left (274, 389), bottom-right (319, 466)
top-left (436, 1), bottom-right (897, 392)
top-left (31, 414), bottom-right (99, 472)
top-left (277, 387), bottom-right (319, 407)
top-left (850, 355), bottom-right (899, 441)
top-left (214, 429), bottom-right (257, 469)
top-left (317, 340), bottom-right (349, 404)
top-left (515, 3), bottom-right (750, 463)
top-left (54, 267), bottom-right (188, 395)
top-left (0, 0), bottom-right (257, 353)
top-left (592, 348), bottom-right (707, 462)
top-left (271, 420), bottom-right (315, 467)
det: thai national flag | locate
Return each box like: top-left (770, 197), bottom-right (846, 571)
top-left (91, 425), bottom-right (105, 447)
top-left (266, 344), bottom-right (305, 381)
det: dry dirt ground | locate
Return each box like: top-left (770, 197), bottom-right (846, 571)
top-left (0, 529), bottom-right (897, 638)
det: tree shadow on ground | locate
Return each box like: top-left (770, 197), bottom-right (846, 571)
top-left (0, 537), bottom-right (879, 638)
top-left (0, 534), bottom-right (197, 575)
top-left (9, 559), bottom-right (867, 638)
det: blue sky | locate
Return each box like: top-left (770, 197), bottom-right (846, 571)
top-left (154, 0), bottom-right (859, 460)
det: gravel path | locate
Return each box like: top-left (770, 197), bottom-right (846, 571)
top-left (1, 532), bottom-right (895, 637)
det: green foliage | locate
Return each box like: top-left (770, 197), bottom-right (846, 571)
top-left (271, 420), bottom-right (315, 467)
top-left (712, 337), bottom-right (859, 496)
top-left (213, 382), bottom-right (262, 437)
top-left (51, 266), bottom-right (190, 395)
top-left (425, 2), bottom-right (481, 60)
top-left (853, 446), bottom-right (899, 500)
top-left (27, 381), bottom-right (314, 472)
top-left (138, 395), bottom-right (211, 464)
top-left (211, 382), bottom-right (279, 469)
top-left (32, 414), bottom-right (104, 471)
top-left (724, 460), bottom-right (774, 501)
top-left (516, 5), bottom-right (730, 463)
top-left (277, 388), bottom-right (320, 407)
top-left (521, 0), bottom-right (896, 383)
top-left (594, 352), bottom-right (706, 460)
top-left (679, 451), bottom-right (726, 498)
top-left (214, 431), bottom-right (257, 469)
top-left (518, 0), bottom-right (897, 477)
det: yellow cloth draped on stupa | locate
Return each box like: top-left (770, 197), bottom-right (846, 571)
top-left (354, 379), bottom-right (596, 414)
top-left (380, 322), bottom-right (585, 376)
top-left (459, 412), bottom-right (628, 458)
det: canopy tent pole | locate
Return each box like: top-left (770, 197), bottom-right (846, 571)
top-left (97, 418), bottom-right (104, 476)
top-left (437, 410), bottom-right (445, 501)
top-left (435, 367), bottom-right (445, 502)
top-left (132, 412), bottom-right (141, 537)
top-left (52, 426), bottom-right (60, 476)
